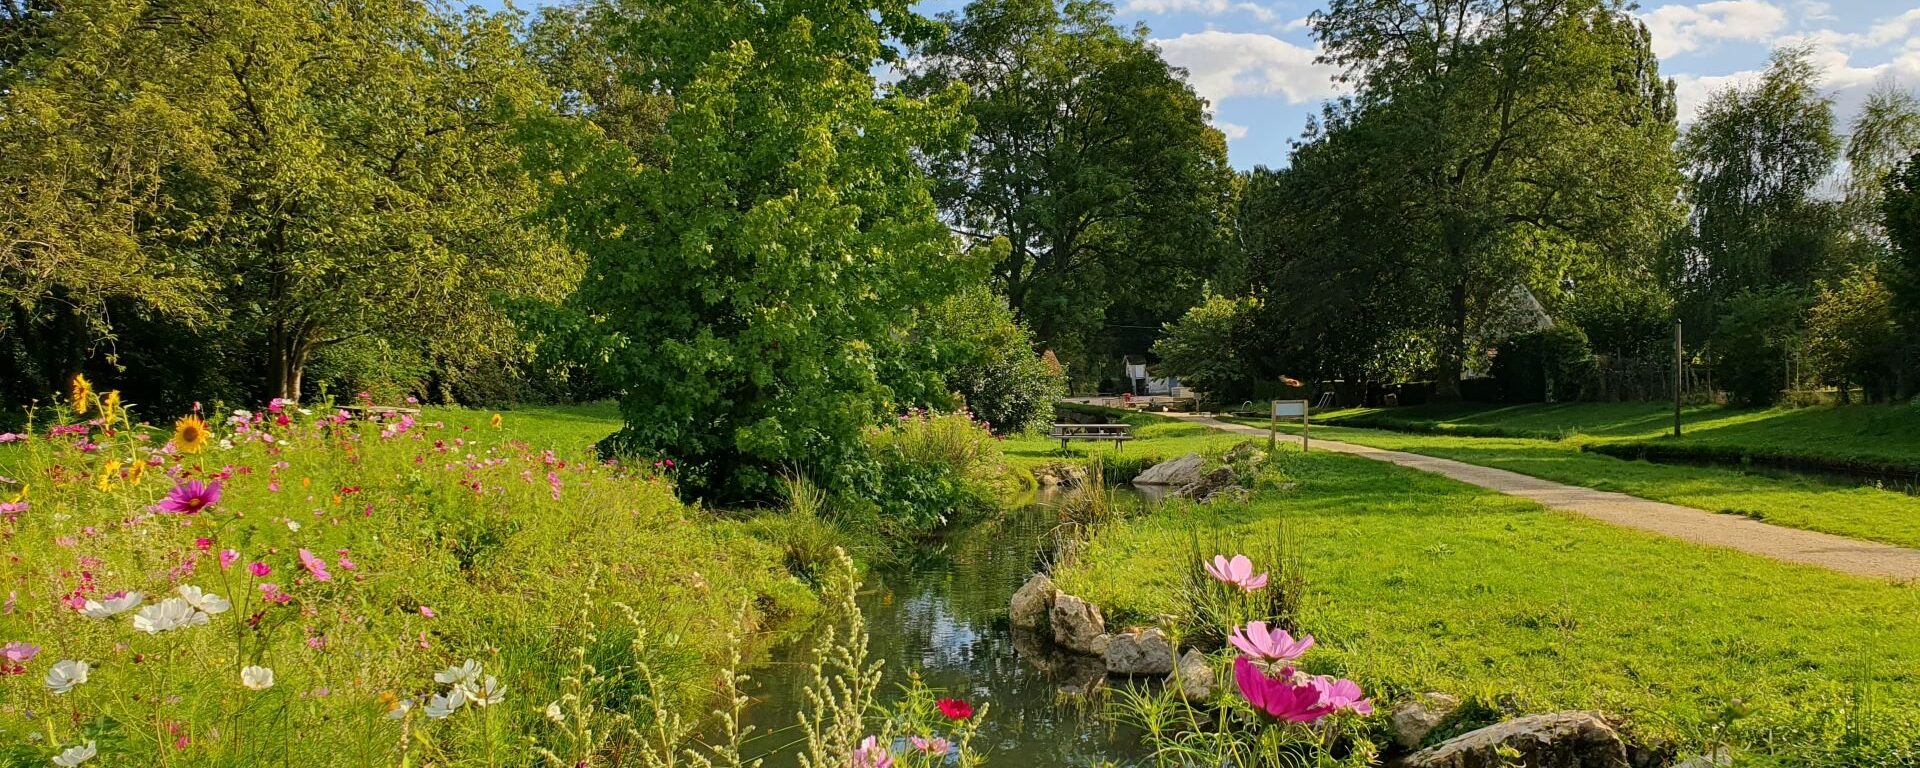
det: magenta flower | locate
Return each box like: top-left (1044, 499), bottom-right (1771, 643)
top-left (157, 479), bottom-right (222, 515)
top-left (248, 562), bottom-right (271, 577)
top-left (851, 736), bottom-right (893, 768)
top-left (259, 583), bottom-right (292, 605)
top-left (1, 642), bottom-right (39, 662)
top-left (194, 537), bottom-right (213, 551)
top-left (219, 549), bottom-right (240, 570)
top-left (1317, 675), bottom-right (1373, 716)
top-left (0, 501), bottom-right (25, 519)
top-left (419, 605), bottom-right (436, 618)
top-left (1205, 554), bottom-right (1270, 592)
top-left (1229, 621), bottom-right (1315, 662)
top-left (298, 549), bottom-right (332, 582)
top-left (1233, 657), bottom-right (1332, 723)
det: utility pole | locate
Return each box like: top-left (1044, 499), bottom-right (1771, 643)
top-left (1673, 318), bottom-right (1684, 438)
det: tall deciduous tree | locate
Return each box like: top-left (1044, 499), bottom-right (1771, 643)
top-left (546, 0), bottom-right (979, 502)
top-left (901, 0), bottom-right (1236, 382)
top-left (1309, 0), bottom-right (1682, 399)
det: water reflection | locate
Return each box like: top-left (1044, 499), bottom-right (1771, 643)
top-left (734, 491), bottom-right (1155, 767)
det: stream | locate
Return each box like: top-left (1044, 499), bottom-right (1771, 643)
top-left (732, 490), bottom-right (1158, 767)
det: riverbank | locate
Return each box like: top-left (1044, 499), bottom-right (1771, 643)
top-left (1044, 410), bottom-right (1920, 766)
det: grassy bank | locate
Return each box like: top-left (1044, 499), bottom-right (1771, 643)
top-left (1318, 401), bottom-right (1920, 475)
top-left (0, 399), bottom-right (820, 765)
top-left (1051, 440), bottom-right (1920, 766)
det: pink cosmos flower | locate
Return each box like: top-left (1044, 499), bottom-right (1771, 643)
top-left (194, 537), bottom-right (213, 551)
top-left (1233, 657), bottom-right (1333, 722)
top-left (418, 606), bottom-right (436, 618)
top-left (157, 479), bottom-right (222, 515)
top-left (1, 641), bottom-right (39, 662)
top-left (851, 736), bottom-right (893, 768)
top-left (0, 501), bottom-right (26, 519)
top-left (1316, 675), bottom-right (1373, 716)
top-left (1229, 621), bottom-right (1315, 662)
top-left (297, 549), bottom-right (332, 582)
top-left (1205, 554), bottom-right (1269, 592)
top-left (259, 583), bottom-right (292, 605)
top-left (219, 549), bottom-right (240, 570)
top-left (248, 562), bottom-right (271, 577)
top-left (0, 432), bottom-right (25, 443)
top-left (909, 736), bottom-right (951, 755)
top-left (335, 549), bottom-right (356, 571)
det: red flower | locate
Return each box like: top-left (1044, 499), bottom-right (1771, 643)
top-left (935, 698), bottom-right (973, 720)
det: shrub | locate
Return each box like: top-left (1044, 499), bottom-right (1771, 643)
top-left (1490, 326), bottom-right (1595, 403)
top-left (1806, 268), bottom-right (1902, 402)
top-left (1154, 294), bottom-right (1262, 406)
top-left (917, 288), bottom-right (1065, 434)
top-left (1712, 288), bottom-right (1812, 406)
top-left (855, 410), bottom-right (1012, 536)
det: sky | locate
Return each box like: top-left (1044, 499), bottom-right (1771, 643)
top-left (504, 0), bottom-right (1920, 169)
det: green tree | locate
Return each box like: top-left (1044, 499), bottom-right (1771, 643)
top-left (546, 0), bottom-right (979, 502)
top-left (1846, 83), bottom-right (1920, 217)
top-left (901, 0), bottom-right (1237, 382)
top-left (912, 287), bottom-right (1065, 434)
top-left (1806, 268), bottom-right (1901, 402)
top-left (1711, 288), bottom-right (1810, 407)
top-left (1152, 293), bottom-right (1262, 405)
top-left (1309, 0), bottom-right (1682, 399)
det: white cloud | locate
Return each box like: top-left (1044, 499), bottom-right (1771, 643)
top-left (1640, 1), bottom-right (1788, 57)
top-left (1121, 0), bottom-right (1280, 24)
top-left (1152, 31), bottom-right (1345, 107)
top-left (1217, 121), bottom-right (1250, 140)
top-left (1669, 26), bottom-right (1920, 124)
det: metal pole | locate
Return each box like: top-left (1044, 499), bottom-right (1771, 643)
top-left (1673, 318), bottom-right (1683, 438)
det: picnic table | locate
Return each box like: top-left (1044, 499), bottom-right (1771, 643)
top-left (1048, 422), bottom-right (1132, 453)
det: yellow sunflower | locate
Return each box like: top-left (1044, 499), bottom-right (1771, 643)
top-left (102, 390), bottom-right (122, 426)
top-left (172, 415), bottom-right (211, 454)
top-left (489, 413), bottom-right (503, 429)
top-left (70, 374), bottom-right (92, 412)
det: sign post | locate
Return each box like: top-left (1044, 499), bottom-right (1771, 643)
top-left (1270, 400), bottom-right (1310, 452)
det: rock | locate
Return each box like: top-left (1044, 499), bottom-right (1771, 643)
top-left (1050, 593), bottom-right (1107, 654)
top-left (1103, 627), bottom-right (1174, 675)
top-left (1223, 440), bottom-right (1265, 464)
top-left (1056, 656), bottom-right (1108, 697)
top-left (1033, 462), bottom-right (1088, 489)
top-left (1389, 693), bottom-right (1462, 749)
top-left (1010, 574), bottom-right (1056, 632)
top-left (1132, 453), bottom-right (1205, 486)
top-left (1166, 649), bottom-right (1215, 701)
top-left (1399, 711), bottom-right (1628, 768)
top-left (1175, 466), bottom-right (1240, 502)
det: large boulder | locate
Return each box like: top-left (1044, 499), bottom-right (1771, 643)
top-left (1131, 453), bottom-right (1206, 486)
top-left (1389, 693), bottom-right (1463, 749)
top-left (1166, 649), bottom-right (1215, 701)
top-left (1175, 466), bottom-right (1241, 503)
top-left (1103, 627), bottom-right (1174, 676)
top-left (1050, 593), bottom-right (1108, 654)
top-left (1399, 711), bottom-right (1628, 768)
top-left (1010, 574), bottom-right (1056, 632)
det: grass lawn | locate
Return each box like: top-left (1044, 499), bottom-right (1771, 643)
top-left (1051, 441), bottom-right (1920, 766)
top-left (1317, 401), bottom-right (1920, 474)
top-left (1241, 421), bottom-right (1920, 551)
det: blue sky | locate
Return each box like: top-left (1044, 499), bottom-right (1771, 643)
top-left (505, 0), bottom-right (1920, 169)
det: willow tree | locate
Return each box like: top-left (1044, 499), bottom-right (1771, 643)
top-left (546, 0), bottom-right (979, 502)
top-left (1309, 0), bottom-right (1682, 398)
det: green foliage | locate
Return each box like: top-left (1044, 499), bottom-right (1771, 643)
top-left (1490, 326), bottom-right (1596, 403)
top-left (1711, 288), bottom-right (1811, 406)
top-left (1806, 269), bottom-right (1902, 401)
top-left (902, 0), bottom-right (1237, 382)
top-left (1153, 294), bottom-right (1263, 405)
top-left (1563, 279), bottom-right (1674, 360)
top-left (546, 0), bottom-right (980, 502)
top-left (858, 410), bottom-right (1013, 537)
top-left (913, 288), bottom-right (1065, 434)
top-left (1886, 152), bottom-right (1920, 342)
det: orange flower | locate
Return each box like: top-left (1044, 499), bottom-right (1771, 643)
top-left (172, 415), bottom-right (211, 454)
top-left (69, 374), bottom-right (92, 412)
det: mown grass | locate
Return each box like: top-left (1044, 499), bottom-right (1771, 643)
top-left (0, 399), bottom-right (818, 766)
top-left (1320, 401), bottom-right (1920, 474)
top-left (1052, 442), bottom-right (1920, 766)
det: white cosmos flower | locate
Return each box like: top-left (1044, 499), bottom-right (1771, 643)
top-left (544, 700), bottom-right (565, 723)
top-left (44, 660), bottom-right (89, 694)
top-left (80, 591), bottom-right (143, 618)
top-left (177, 585), bottom-right (231, 615)
top-left (424, 687), bottom-right (467, 719)
top-left (52, 741), bottom-right (96, 767)
top-left (285, 520), bottom-right (300, 532)
top-left (240, 665), bottom-right (274, 690)
top-left (132, 596), bottom-right (209, 634)
top-left (387, 697), bottom-right (416, 720)
top-left (465, 675), bottom-right (505, 707)
top-left (434, 659), bottom-right (482, 687)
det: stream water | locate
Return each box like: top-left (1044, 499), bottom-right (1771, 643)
top-left (732, 491), bottom-right (1158, 767)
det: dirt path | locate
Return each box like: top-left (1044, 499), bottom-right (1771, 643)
top-left (1172, 413), bottom-right (1920, 581)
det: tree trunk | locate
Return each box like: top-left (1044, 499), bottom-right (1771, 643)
top-left (268, 320), bottom-right (312, 402)
top-left (1433, 281), bottom-right (1470, 402)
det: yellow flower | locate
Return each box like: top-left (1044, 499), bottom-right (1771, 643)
top-left (490, 413), bottom-right (503, 429)
top-left (127, 461), bottom-right (146, 485)
top-left (172, 415), bottom-right (211, 454)
top-left (70, 374), bottom-right (92, 413)
top-left (96, 460), bottom-right (122, 491)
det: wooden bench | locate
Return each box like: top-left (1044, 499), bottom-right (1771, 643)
top-left (1049, 423), bottom-right (1132, 453)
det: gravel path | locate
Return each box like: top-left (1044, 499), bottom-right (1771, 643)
top-left (1174, 413), bottom-right (1920, 581)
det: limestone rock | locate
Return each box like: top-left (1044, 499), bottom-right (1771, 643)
top-left (1103, 627), bottom-right (1174, 676)
top-left (1399, 711), bottom-right (1628, 768)
top-left (1033, 463), bottom-right (1088, 489)
top-left (1389, 693), bottom-right (1462, 749)
top-left (1010, 574), bottom-right (1056, 632)
top-left (1133, 453), bottom-right (1205, 486)
top-left (1166, 649), bottom-right (1215, 701)
top-left (1050, 593), bottom-right (1107, 654)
